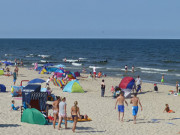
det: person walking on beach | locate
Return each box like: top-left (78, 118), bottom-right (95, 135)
top-left (13, 69), bottom-right (17, 85)
top-left (115, 91), bottom-right (128, 122)
top-left (176, 81), bottom-right (179, 93)
top-left (71, 101), bottom-right (81, 133)
top-left (136, 76), bottom-right (142, 93)
top-left (46, 77), bottom-right (50, 87)
top-left (161, 75), bottom-right (164, 84)
top-left (15, 66), bottom-right (19, 76)
top-left (101, 79), bottom-right (105, 97)
top-left (14, 59), bottom-right (17, 66)
top-left (58, 97), bottom-right (67, 130)
top-left (125, 65), bottom-right (128, 73)
top-left (130, 93), bottom-right (143, 124)
top-left (17, 60), bottom-right (20, 66)
top-left (52, 96), bottom-right (61, 129)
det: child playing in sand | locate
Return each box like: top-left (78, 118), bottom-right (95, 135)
top-left (163, 104), bottom-right (175, 113)
top-left (11, 100), bottom-right (20, 111)
top-left (111, 86), bottom-right (115, 95)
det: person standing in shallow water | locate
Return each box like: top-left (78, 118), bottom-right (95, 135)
top-left (101, 79), bottom-right (105, 97)
top-left (125, 65), bottom-right (128, 73)
top-left (132, 65), bottom-right (135, 73)
top-left (161, 75), bottom-right (164, 84)
top-left (176, 81), bottom-right (179, 93)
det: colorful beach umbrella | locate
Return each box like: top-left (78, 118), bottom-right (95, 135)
top-left (55, 64), bottom-right (65, 68)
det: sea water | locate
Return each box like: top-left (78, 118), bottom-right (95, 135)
top-left (0, 38), bottom-right (180, 85)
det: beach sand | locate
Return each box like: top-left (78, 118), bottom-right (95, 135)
top-left (0, 67), bottom-right (180, 135)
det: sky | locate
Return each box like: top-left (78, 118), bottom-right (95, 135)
top-left (0, 0), bottom-right (180, 39)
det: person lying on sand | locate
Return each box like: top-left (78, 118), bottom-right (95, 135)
top-left (67, 114), bottom-right (88, 120)
top-left (163, 104), bottom-right (175, 113)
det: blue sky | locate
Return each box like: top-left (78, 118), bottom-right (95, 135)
top-left (0, 0), bottom-right (180, 39)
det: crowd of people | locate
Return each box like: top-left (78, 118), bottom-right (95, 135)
top-left (52, 97), bottom-right (87, 132)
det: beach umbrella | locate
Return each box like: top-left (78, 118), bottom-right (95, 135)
top-left (55, 64), bottom-right (65, 68)
top-left (3, 61), bottom-right (13, 66)
top-left (43, 63), bottom-right (54, 67)
top-left (28, 78), bottom-right (46, 84)
top-left (55, 69), bottom-right (64, 73)
top-left (119, 77), bottom-right (135, 89)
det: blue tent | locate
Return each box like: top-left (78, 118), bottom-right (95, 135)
top-left (0, 84), bottom-right (6, 92)
top-left (43, 63), bottom-right (54, 67)
top-left (46, 67), bottom-right (58, 72)
top-left (55, 64), bottom-right (65, 68)
top-left (63, 80), bottom-right (84, 93)
top-left (28, 78), bottom-right (46, 84)
top-left (2, 61), bottom-right (13, 66)
top-left (55, 69), bottom-right (64, 73)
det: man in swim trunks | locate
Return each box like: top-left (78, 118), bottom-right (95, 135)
top-left (115, 91), bottom-right (128, 122)
top-left (130, 93), bottom-right (143, 124)
top-left (52, 96), bottom-right (61, 129)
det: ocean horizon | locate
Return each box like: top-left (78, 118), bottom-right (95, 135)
top-left (0, 38), bottom-right (180, 85)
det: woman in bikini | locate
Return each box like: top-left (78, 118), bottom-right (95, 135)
top-left (71, 101), bottom-right (80, 132)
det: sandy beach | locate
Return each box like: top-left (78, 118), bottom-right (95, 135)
top-left (0, 67), bottom-right (180, 135)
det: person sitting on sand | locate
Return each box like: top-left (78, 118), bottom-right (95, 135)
top-left (154, 83), bottom-right (158, 92)
top-left (6, 67), bottom-right (10, 76)
top-left (163, 104), bottom-right (175, 113)
top-left (111, 86), bottom-right (115, 95)
top-left (89, 72), bottom-right (93, 79)
top-left (47, 87), bottom-right (52, 96)
top-left (98, 72), bottom-right (102, 78)
top-left (11, 100), bottom-right (20, 111)
top-left (71, 101), bottom-right (81, 132)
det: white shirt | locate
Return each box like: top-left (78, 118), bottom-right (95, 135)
top-left (46, 78), bottom-right (50, 83)
top-left (136, 78), bottom-right (141, 85)
top-left (93, 67), bottom-right (96, 72)
top-left (59, 101), bottom-right (66, 115)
